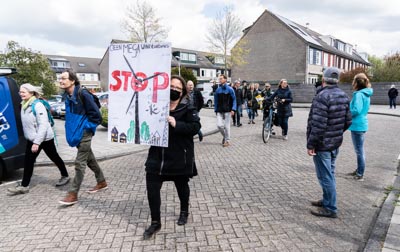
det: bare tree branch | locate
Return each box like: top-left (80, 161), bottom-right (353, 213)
top-left (206, 6), bottom-right (243, 77)
top-left (122, 0), bottom-right (169, 43)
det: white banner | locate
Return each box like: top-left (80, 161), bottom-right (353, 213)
top-left (108, 43), bottom-right (171, 147)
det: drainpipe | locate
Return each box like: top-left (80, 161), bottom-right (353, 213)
top-left (305, 45), bottom-right (309, 84)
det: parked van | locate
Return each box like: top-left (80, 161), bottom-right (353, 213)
top-left (202, 90), bottom-right (214, 108)
top-left (0, 68), bottom-right (26, 181)
top-left (196, 82), bottom-right (214, 92)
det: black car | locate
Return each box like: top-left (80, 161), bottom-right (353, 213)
top-left (0, 68), bottom-right (26, 181)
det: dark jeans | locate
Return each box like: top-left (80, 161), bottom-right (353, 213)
top-left (233, 105), bottom-right (241, 125)
top-left (389, 97), bottom-right (397, 108)
top-left (22, 139), bottom-right (68, 187)
top-left (146, 173), bottom-right (190, 222)
top-left (247, 108), bottom-right (255, 120)
top-left (278, 116), bottom-right (289, 136)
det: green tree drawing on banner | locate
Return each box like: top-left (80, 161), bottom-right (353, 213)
top-left (127, 120), bottom-right (135, 143)
top-left (141, 121), bottom-right (150, 141)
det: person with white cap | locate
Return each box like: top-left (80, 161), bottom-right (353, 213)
top-left (7, 83), bottom-right (70, 195)
top-left (306, 67), bottom-right (352, 218)
top-left (388, 84), bottom-right (398, 109)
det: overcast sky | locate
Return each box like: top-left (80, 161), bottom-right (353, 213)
top-left (0, 0), bottom-right (399, 59)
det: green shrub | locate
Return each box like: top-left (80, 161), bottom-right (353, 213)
top-left (101, 106), bottom-right (108, 128)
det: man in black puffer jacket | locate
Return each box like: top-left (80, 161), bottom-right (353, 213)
top-left (307, 67), bottom-right (352, 218)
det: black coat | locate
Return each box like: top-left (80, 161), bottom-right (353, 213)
top-left (269, 87), bottom-right (293, 117)
top-left (145, 98), bottom-right (201, 176)
top-left (190, 89), bottom-right (204, 111)
top-left (388, 88), bottom-right (398, 98)
top-left (234, 87), bottom-right (244, 106)
top-left (246, 89), bottom-right (259, 110)
top-left (306, 85), bottom-right (352, 151)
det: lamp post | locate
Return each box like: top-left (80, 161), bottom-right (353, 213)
top-left (174, 55), bottom-right (181, 76)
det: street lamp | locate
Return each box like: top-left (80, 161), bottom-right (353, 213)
top-left (174, 55), bottom-right (181, 76)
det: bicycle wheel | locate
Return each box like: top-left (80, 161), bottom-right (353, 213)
top-left (262, 114), bottom-right (272, 143)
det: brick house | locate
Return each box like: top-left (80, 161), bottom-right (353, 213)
top-left (231, 10), bottom-right (370, 84)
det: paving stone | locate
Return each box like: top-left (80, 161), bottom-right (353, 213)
top-left (1, 109), bottom-right (400, 251)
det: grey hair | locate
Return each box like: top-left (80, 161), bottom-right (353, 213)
top-left (20, 83), bottom-right (43, 97)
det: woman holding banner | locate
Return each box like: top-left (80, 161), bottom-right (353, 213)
top-left (143, 75), bottom-right (201, 240)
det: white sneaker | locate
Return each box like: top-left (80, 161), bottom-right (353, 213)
top-left (7, 184), bottom-right (29, 195)
top-left (283, 135), bottom-right (288, 140)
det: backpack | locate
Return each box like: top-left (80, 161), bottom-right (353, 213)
top-left (78, 87), bottom-right (101, 109)
top-left (31, 98), bottom-right (55, 127)
top-left (78, 87), bottom-right (102, 125)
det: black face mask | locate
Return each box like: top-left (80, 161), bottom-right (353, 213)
top-left (170, 90), bottom-right (181, 101)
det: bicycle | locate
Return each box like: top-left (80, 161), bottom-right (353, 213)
top-left (262, 97), bottom-right (278, 143)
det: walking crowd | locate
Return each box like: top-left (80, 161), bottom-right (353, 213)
top-left (6, 67), bottom-right (377, 239)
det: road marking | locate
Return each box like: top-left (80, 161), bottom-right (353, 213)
top-left (0, 180), bottom-right (21, 188)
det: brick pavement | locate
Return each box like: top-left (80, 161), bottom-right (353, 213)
top-left (1, 108), bottom-right (399, 251)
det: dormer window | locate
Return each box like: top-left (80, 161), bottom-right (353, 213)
top-left (337, 41), bottom-right (345, 52)
top-left (178, 52), bottom-right (197, 64)
top-left (215, 56), bottom-right (225, 64)
top-left (78, 63), bottom-right (86, 67)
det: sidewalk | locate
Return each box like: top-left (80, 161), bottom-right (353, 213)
top-left (35, 104), bottom-right (400, 251)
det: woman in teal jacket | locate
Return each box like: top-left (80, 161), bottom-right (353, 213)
top-left (348, 73), bottom-right (373, 181)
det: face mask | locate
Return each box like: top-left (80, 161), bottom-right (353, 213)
top-left (170, 90), bottom-right (181, 101)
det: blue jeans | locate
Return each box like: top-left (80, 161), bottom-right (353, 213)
top-left (313, 149), bottom-right (338, 213)
top-left (247, 108), bottom-right (255, 120)
top-left (351, 131), bottom-right (366, 176)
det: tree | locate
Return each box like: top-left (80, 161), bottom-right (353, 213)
top-left (339, 67), bottom-right (370, 83)
top-left (206, 6), bottom-right (243, 76)
top-left (122, 0), bottom-right (168, 43)
top-left (230, 38), bottom-right (250, 69)
top-left (171, 67), bottom-right (197, 85)
top-left (369, 52), bottom-right (400, 82)
top-left (0, 41), bottom-right (56, 97)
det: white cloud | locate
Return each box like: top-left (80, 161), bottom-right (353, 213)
top-left (0, 0), bottom-right (399, 58)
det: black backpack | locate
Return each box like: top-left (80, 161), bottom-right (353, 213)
top-left (78, 87), bottom-right (101, 109)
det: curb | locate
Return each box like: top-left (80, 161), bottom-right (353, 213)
top-left (363, 166), bottom-right (400, 251)
top-left (36, 129), bottom-right (221, 167)
top-left (35, 147), bottom-right (149, 167)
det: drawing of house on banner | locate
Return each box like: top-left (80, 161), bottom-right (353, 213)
top-left (149, 131), bottom-right (161, 146)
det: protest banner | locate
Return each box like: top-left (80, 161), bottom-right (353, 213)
top-left (108, 43), bottom-right (171, 147)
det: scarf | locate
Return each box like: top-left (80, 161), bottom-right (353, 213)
top-left (21, 96), bottom-right (37, 110)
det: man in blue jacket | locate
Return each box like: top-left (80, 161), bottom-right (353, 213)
top-left (58, 70), bottom-right (107, 206)
top-left (214, 74), bottom-right (236, 147)
top-left (306, 67), bottom-right (352, 218)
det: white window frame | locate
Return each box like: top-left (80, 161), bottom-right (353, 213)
top-left (188, 54), bottom-right (196, 62)
top-left (315, 51), bottom-right (322, 65)
top-left (309, 49), bottom-right (314, 64)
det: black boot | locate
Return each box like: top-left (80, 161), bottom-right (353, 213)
top-left (177, 211), bottom-right (189, 225)
top-left (143, 221), bottom-right (161, 240)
